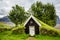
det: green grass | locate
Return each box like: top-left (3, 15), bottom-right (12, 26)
top-left (0, 31), bottom-right (28, 40)
top-left (35, 17), bottom-right (60, 35)
top-left (12, 24), bottom-right (24, 31)
top-left (35, 35), bottom-right (60, 40)
top-left (0, 31), bottom-right (60, 40)
top-left (0, 17), bottom-right (60, 40)
top-left (0, 22), bottom-right (11, 29)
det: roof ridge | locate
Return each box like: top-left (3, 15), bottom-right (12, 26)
top-left (24, 15), bottom-right (41, 26)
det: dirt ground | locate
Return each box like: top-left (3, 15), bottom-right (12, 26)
top-left (26, 37), bottom-right (36, 40)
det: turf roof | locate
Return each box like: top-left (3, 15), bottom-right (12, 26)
top-left (12, 16), bottom-right (60, 35)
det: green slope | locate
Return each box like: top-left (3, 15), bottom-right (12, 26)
top-left (12, 16), bottom-right (60, 35)
top-left (36, 17), bottom-right (60, 35)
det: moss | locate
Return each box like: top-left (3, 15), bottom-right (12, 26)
top-left (35, 17), bottom-right (60, 36)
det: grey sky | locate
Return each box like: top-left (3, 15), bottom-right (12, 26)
top-left (0, 0), bottom-right (60, 18)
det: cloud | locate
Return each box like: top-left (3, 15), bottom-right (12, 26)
top-left (55, 4), bottom-right (60, 16)
top-left (0, 0), bottom-right (60, 17)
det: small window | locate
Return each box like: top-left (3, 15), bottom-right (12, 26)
top-left (30, 21), bottom-right (33, 23)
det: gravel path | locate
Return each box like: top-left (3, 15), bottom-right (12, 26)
top-left (26, 37), bottom-right (36, 40)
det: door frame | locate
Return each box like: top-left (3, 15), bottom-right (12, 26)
top-left (29, 26), bottom-right (35, 36)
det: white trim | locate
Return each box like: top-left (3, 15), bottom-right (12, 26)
top-left (24, 15), bottom-right (41, 26)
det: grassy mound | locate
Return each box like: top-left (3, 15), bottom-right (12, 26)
top-left (12, 24), bottom-right (25, 34)
top-left (12, 17), bottom-right (60, 36)
top-left (0, 22), bottom-right (11, 32)
top-left (36, 18), bottom-right (60, 36)
top-left (0, 22), bottom-right (11, 28)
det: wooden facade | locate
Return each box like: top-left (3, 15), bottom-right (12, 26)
top-left (25, 17), bottom-right (40, 34)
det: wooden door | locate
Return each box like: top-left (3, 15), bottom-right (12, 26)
top-left (29, 26), bottom-right (35, 36)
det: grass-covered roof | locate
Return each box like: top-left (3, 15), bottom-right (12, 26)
top-left (12, 16), bottom-right (60, 35)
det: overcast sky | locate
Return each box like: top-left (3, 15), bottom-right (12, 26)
top-left (0, 0), bottom-right (60, 18)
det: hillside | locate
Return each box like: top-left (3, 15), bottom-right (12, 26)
top-left (0, 16), bottom-right (15, 27)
